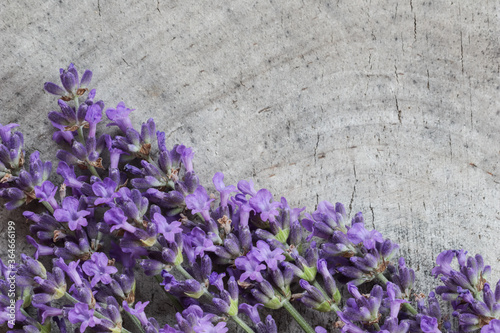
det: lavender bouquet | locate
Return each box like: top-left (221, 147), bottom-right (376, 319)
top-left (0, 64), bottom-right (498, 333)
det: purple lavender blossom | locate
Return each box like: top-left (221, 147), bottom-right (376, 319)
top-left (185, 185), bottom-right (214, 221)
top-left (0, 187), bottom-right (27, 210)
top-left (315, 326), bottom-right (328, 333)
top-left (385, 282), bottom-right (408, 318)
top-left (53, 196), bottom-right (90, 231)
top-left (235, 251), bottom-right (266, 283)
top-left (0, 123), bottom-right (24, 171)
top-left (182, 228), bottom-right (216, 262)
top-left (92, 177), bottom-right (117, 205)
top-left (340, 283), bottom-right (383, 326)
top-left (239, 303), bottom-right (264, 326)
top-left (32, 266), bottom-right (66, 304)
top-left (34, 303), bottom-right (64, 324)
top-left (298, 279), bottom-right (330, 311)
top-left (235, 200), bottom-right (254, 228)
top-left (85, 103), bottom-right (102, 138)
top-left (26, 236), bottom-right (54, 259)
top-left (420, 315), bottom-right (439, 332)
top-left (177, 145), bottom-right (194, 173)
top-left (104, 207), bottom-right (138, 235)
top-left (249, 189), bottom-right (280, 223)
top-left (44, 63), bottom-right (92, 98)
top-left (34, 180), bottom-right (58, 210)
top-left (252, 240), bottom-right (285, 270)
top-left (213, 172), bottom-right (237, 208)
top-left (302, 201), bottom-right (347, 239)
top-left (152, 213), bottom-right (183, 243)
top-left (433, 250), bottom-right (491, 305)
top-left (106, 102), bottom-right (134, 133)
top-left (388, 257), bottom-right (415, 298)
top-left (482, 319), bottom-right (500, 333)
top-left (48, 99), bottom-right (88, 131)
top-left (54, 258), bottom-right (83, 286)
top-left (163, 304), bottom-right (228, 333)
top-left (123, 300), bottom-right (150, 327)
top-left (251, 280), bottom-right (283, 309)
top-left (346, 222), bottom-right (383, 250)
top-left (56, 161), bottom-right (82, 188)
top-left (237, 179), bottom-right (257, 196)
top-left (0, 123), bottom-right (20, 144)
top-left (68, 302), bottom-right (101, 333)
top-left (82, 252), bottom-right (118, 287)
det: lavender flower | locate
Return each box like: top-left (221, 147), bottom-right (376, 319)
top-left (347, 222), bottom-right (383, 250)
top-left (249, 189), bottom-right (280, 223)
top-left (151, 213), bottom-right (182, 241)
top-left (235, 251), bottom-right (266, 283)
top-left (31, 266), bottom-right (66, 304)
top-left (433, 250), bottom-right (491, 306)
top-left (8, 62), bottom-right (500, 333)
top-left (162, 304), bottom-right (229, 333)
top-left (44, 63), bottom-right (92, 100)
top-left (185, 185), bottom-right (214, 221)
top-left (482, 319), bottom-right (500, 333)
top-left (106, 101), bottom-right (134, 133)
top-left (212, 276), bottom-right (239, 316)
top-left (213, 172), bottom-right (237, 208)
top-left (298, 279), bottom-right (331, 312)
top-left (34, 180), bottom-right (58, 210)
top-left (82, 252), bottom-right (118, 287)
top-left (302, 201), bottom-right (348, 239)
top-left (53, 196), bottom-right (90, 231)
top-left (339, 283), bottom-right (383, 327)
top-left (92, 177), bottom-right (117, 206)
top-left (0, 123), bottom-right (24, 173)
top-left (388, 257), bottom-right (415, 298)
top-left (68, 302), bottom-right (101, 333)
top-left (26, 236), bottom-right (54, 259)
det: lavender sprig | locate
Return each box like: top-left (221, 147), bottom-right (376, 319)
top-left (1, 63), bottom-right (498, 333)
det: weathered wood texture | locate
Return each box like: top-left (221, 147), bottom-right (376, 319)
top-left (1, 1), bottom-right (499, 331)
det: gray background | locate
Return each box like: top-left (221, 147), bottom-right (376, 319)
top-left (1, 0), bottom-right (499, 332)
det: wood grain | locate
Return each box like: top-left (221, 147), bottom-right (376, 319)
top-left (0, 1), bottom-right (498, 331)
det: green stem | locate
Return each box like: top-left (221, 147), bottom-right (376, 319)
top-left (312, 281), bottom-right (328, 299)
top-left (77, 126), bottom-right (85, 143)
top-left (20, 307), bottom-right (31, 318)
top-left (41, 200), bottom-right (54, 214)
top-left (375, 273), bottom-right (389, 285)
top-left (231, 314), bottom-right (255, 333)
top-left (282, 299), bottom-right (315, 333)
top-left (331, 302), bottom-right (341, 313)
top-left (64, 291), bottom-right (79, 303)
top-left (175, 264), bottom-right (194, 280)
top-left (373, 323), bottom-right (381, 331)
top-left (402, 302), bottom-right (418, 316)
top-left (74, 95), bottom-right (80, 110)
top-left (87, 164), bottom-right (101, 179)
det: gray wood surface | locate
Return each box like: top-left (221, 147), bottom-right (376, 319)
top-left (0, 1), bottom-right (499, 331)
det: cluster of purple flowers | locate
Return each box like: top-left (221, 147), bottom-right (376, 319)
top-left (0, 63), bottom-right (499, 333)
